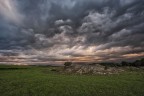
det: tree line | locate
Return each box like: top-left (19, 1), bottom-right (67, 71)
top-left (100, 58), bottom-right (144, 67)
top-left (63, 58), bottom-right (144, 67)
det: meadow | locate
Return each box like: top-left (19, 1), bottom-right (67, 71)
top-left (0, 65), bottom-right (144, 96)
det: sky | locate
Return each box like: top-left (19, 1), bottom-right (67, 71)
top-left (0, 0), bottom-right (144, 65)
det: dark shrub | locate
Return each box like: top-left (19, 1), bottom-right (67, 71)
top-left (51, 68), bottom-right (59, 72)
top-left (104, 66), bottom-right (109, 70)
top-left (121, 61), bottom-right (129, 66)
top-left (140, 58), bottom-right (144, 66)
top-left (134, 60), bottom-right (141, 67)
top-left (64, 62), bottom-right (72, 67)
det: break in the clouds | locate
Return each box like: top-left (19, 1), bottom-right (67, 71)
top-left (0, 0), bottom-right (144, 64)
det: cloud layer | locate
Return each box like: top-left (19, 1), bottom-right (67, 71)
top-left (0, 0), bottom-right (144, 64)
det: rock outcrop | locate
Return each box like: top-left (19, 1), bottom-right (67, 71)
top-left (64, 64), bottom-right (124, 75)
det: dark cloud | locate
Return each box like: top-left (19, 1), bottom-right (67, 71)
top-left (0, 0), bottom-right (144, 63)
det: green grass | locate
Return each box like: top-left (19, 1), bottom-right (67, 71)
top-left (0, 65), bottom-right (144, 96)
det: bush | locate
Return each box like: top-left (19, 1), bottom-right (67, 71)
top-left (51, 69), bottom-right (57, 72)
top-left (121, 61), bottom-right (129, 66)
top-left (64, 62), bottom-right (72, 67)
top-left (133, 60), bottom-right (141, 67)
top-left (104, 66), bottom-right (109, 70)
top-left (140, 58), bottom-right (144, 66)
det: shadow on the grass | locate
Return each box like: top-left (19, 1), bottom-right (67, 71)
top-left (0, 68), bottom-right (28, 70)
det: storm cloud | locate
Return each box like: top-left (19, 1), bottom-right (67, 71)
top-left (0, 0), bottom-right (144, 64)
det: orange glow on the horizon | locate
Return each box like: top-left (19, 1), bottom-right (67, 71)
top-left (123, 52), bottom-right (144, 58)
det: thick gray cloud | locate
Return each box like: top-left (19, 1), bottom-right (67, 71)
top-left (0, 0), bottom-right (144, 64)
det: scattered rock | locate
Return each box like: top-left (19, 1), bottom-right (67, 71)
top-left (64, 64), bottom-right (124, 75)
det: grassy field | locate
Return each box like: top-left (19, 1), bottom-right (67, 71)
top-left (0, 65), bottom-right (144, 96)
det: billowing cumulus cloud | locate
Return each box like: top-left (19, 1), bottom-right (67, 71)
top-left (0, 0), bottom-right (144, 65)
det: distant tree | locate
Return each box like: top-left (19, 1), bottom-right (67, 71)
top-left (117, 63), bottom-right (122, 67)
top-left (140, 58), bottom-right (144, 66)
top-left (64, 62), bottom-right (72, 68)
top-left (111, 63), bottom-right (119, 67)
top-left (134, 60), bottom-right (141, 67)
top-left (128, 62), bottom-right (133, 66)
top-left (121, 61), bottom-right (128, 66)
top-left (89, 63), bottom-right (97, 65)
top-left (141, 58), bottom-right (144, 62)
